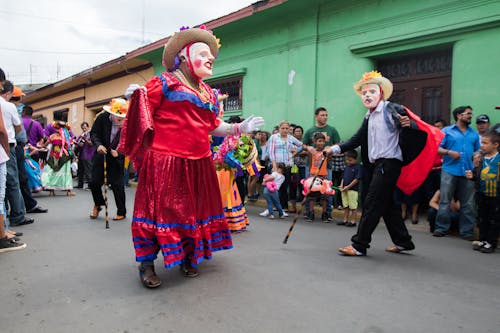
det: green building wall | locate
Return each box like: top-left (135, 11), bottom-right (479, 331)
top-left (138, 0), bottom-right (500, 139)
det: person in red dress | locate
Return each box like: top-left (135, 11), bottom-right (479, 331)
top-left (119, 26), bottom-right (264, 288)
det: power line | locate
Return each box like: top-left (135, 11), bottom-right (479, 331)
top-left (0, 9), bottom-right (164, 37)
top-left (0, 46), bottom-right (121, 55)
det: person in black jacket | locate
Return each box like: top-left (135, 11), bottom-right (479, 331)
top-left (89, 99), bottom-right (127, 221)
top-left (325, 71), bottom-right (426, 256)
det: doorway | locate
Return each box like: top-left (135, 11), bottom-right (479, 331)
top-left (378, 49), bottom-right (452, 124)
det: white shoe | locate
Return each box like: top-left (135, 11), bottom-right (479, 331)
top-left (259, 209), bottom-right (269, 217)
top-left (282, 212), bottom-right (289, 217)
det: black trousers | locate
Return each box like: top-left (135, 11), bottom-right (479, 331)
top-left (351, 158), bottom-right (414, 253)
top-left (77, 158), bottom-right (92, 187)
top-left (332, 170), bottom-right (343, 208)
top-left (278, 166), bottom-right (292, 210)
top-left (89, 155), bottom-right (126, 216)
top-left (477, 194), bottom-right (500, 247)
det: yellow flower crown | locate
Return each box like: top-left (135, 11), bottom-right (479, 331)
top-left (109, 99), bottom-right (128, 115)
top-left (360, 70), bottom-right (382, 82)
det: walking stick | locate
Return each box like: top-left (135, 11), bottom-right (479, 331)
top-left (104, 153), bottom-right (109, 229)
top-left (283, 152), bottom-right (327, 244)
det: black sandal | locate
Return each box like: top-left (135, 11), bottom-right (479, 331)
top-left (139, 265), bottom-right (162, 288)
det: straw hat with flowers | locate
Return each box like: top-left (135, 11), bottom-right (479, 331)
top-left (353, 70), bottom-right (393, 99)
top-left (162, 25), bottom-right (220, 71)
top-left (103, 98), bottom-right (128, 118)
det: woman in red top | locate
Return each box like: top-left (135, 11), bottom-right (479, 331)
top-left (120, 26), bottom-right (263, 288)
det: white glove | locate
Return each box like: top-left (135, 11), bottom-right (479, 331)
top-left (331, 144), bottom-right (341, 155)
top-left (124, 84), bottom-right (146, 99)
top-left (239, 115), bottom-right (265, 133)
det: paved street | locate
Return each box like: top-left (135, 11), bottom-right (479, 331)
top-left (1, 186), bottom-right (499, 333)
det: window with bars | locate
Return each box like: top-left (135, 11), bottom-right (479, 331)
top-left (209, 76), bottom-right (243, 112)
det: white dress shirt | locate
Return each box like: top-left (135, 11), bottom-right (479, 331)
top-left (366, 100), bottom-right (402, 163)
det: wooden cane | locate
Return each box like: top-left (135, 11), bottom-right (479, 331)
top-left (104, 153), bottom-right (109, 229)
top-left (283, 153), bottom-right (327, 244)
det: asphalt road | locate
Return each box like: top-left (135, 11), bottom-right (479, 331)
top-left (1, 186), bottom-right (499, 333)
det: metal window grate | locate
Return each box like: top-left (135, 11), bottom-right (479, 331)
top-left (210, 76), bottom-right (243, 111)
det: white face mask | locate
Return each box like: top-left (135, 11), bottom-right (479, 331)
top-left (360, 83), bottom-right (381, 109)
top-left (180, 42), bottom-right (214, 79)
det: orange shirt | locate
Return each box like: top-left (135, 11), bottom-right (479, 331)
top-left (310, 150), bottom-right (328, 176)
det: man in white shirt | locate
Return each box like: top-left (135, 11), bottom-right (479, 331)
top-left (0, 69), bottom-right (26, 252)
top-left (0, 81), bottom-right (34, 227)
top-left (325, 71), bottom-right (417, 256)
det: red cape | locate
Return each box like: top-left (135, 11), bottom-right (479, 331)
top-left (396, 107), bottom-right (444, 195)
top-left (117, 89), bottom-right (154, 170)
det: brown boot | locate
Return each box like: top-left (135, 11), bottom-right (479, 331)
top-left (139, 264), bottom-right (162, 288)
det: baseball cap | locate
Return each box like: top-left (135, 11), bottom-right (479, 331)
top-left (476, 114), bottom-right (490, 123)
top-left (12, 86), bottom-right (25, 98)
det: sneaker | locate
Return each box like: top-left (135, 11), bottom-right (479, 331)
top-left (259, 209), bottom-right (269, 217)
top-left (0, 237), bottom-right (27, 253)
top-left (480, 242), bottom-right (495, 253)
top-left (279, 215), bottom-right (286, 219)
top-left (282, 212), bottom-right (289, 217)
top-left (321, 213), bottom-right (329, 223)
top-left (432, 231), bottom-right (446, 237)
top-left (268, 215), bottom-right (275, 220)
top-left (247, 194), bottom-right (258, 202)
top-left (472, 241), bottom-right (485, 251)
top-left (305, 213), bottom-right (315, 222)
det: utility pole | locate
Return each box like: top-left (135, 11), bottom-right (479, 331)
top-left (29, 64), bottom-right (33, 86)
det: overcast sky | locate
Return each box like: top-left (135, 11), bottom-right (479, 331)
top-left (1, 0), bottom-right (256, 85)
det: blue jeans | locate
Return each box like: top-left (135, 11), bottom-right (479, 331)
top-left (263, 187), bottom-right (283, 217)
top-left (435, 171), bottom-right (476, 237)
top-left (5, 146), bottom-right (26, 225)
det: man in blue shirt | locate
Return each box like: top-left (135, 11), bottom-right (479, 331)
top-left (434, 106), bottom-right (480, 240)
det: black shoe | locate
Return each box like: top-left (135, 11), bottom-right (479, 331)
top-left (336, 220), bottom-right (346, 225)
top-left (321, 213), bottom-right (330, 223)
top-left (0, 237), bottom-right (27, 253)
top-left (480, 242), bottom-right (495, 253)
top-left (432, 231), bottom-right (446, 237)
top-left (10, 218), bottom-right (35, 227)
top-left (27, 206), bottom-right (48, 213)
top-left (304, 213), bottom-right (315, 222)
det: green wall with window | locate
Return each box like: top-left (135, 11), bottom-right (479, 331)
top-left (138, 0), bottom-right (500, 139)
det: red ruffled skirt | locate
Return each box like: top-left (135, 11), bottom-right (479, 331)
top-left (131, 151), bottom-right (233, 269)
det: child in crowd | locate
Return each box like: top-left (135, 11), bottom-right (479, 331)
top-left (427, 189), bottom-right (460, 233)
top-left (471, 126), bottom-right (500, 253)
top-left (338, 150), bottom-right (362, 227)
top-left (24, 144), bottom-right (43, 193)
top-left (303, 133), bottom-right (329, 222)
top-left (262, 162), bottom-right (286, 219)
